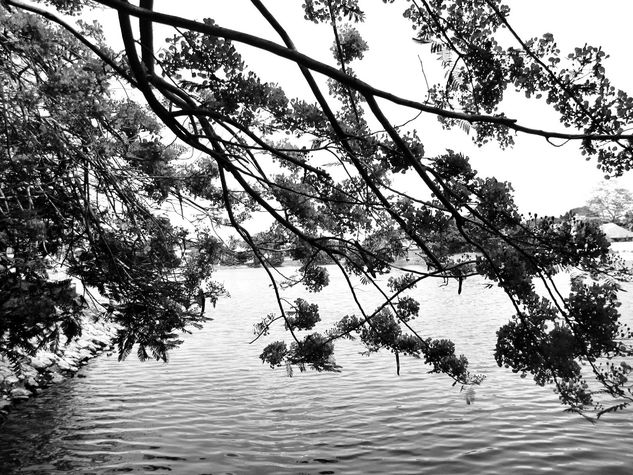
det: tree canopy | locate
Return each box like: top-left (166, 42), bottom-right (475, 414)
top-left (3, 0), bottom-right (633, 419)
top-left (585, 182), bottom-right (633, 227)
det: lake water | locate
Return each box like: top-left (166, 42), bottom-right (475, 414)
top-left (1, 265), bottom-right (633, 474)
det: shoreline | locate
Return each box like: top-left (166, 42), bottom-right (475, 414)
top-left (215, 256), bottom-right (430, 271)
top-left (0, 309), bottom-right (117, 419)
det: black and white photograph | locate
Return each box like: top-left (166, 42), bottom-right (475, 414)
top-left (1, 1), bottom-right (633, 473)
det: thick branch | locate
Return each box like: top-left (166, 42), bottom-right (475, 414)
top-left (53, 0), bottom-right (633, 143)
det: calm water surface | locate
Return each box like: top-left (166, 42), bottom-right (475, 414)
top-left (1, 266), bottom-right (633, 474)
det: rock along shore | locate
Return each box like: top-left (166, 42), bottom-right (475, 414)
top-left (0, 310), bottom-right (117, 418)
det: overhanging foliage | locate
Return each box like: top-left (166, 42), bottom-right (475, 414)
top-left (3, 0), bottom-right (633, 419)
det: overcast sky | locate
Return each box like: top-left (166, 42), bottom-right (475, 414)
top-left (90, 0), bottom-right (633, 216)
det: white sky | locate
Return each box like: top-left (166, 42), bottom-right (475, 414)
top-left (89, 0), bottom-right (633, 216)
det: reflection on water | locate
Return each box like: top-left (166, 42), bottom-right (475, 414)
top-left (1, 266), bottom-right (633, 474)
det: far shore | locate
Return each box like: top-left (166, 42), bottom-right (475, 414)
top-left (213, 253), bottom-right (486, 271)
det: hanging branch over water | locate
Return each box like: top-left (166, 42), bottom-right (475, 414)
top-left (4, 0), bottom-right (633, 419)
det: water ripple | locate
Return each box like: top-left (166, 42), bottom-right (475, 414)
top-left (1, 266), bottom-right (633, 474)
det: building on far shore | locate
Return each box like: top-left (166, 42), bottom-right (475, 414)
top-left (599, 223), bottom-right (633, 260)
top-left (600, 223), bottom-right (633, 242)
